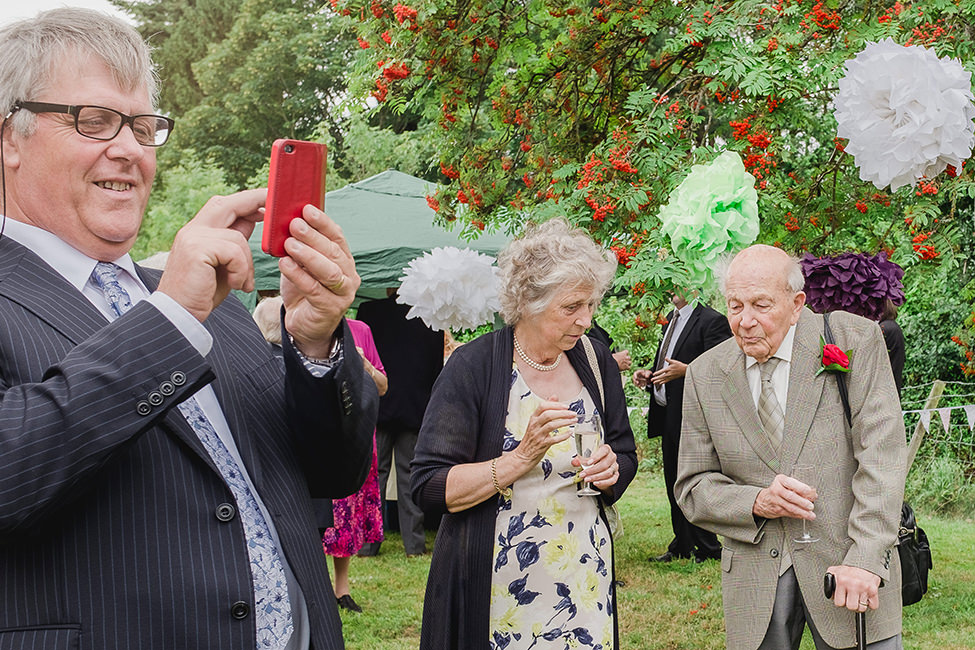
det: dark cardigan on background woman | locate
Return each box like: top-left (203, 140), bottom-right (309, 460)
top-left (410, 326), bottom-right (638, 650)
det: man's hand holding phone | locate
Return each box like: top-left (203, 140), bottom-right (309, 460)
top-left (159, 138), bottom-right (356, 357)
top-left (262, 139), bottom-right (357, 357)
top-left (157, 189), bottom-right (267, 323)
top-left (279, 203), bottom-right (360, 359)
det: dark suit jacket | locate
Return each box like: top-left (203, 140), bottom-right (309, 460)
top-left (0, 237), bottom-right (378, 650)
top-left (879, 319), bottom-right (904, 395)
top-left (356, 295), bottom-right (443, 431)
top-left (647, 304), bottom-right (732, 439)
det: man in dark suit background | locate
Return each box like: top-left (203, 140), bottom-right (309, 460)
top-left (356, 289), bottom-right (444, 557)
top-left (632, 291), bottom-right (732, 562)
top-left (0, 9), bottom-right (375, 650)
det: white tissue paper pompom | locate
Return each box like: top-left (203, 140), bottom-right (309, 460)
top-left (834, 38), bottom-right (975, 191)
top-left (396, 246), bottom-right (500, 331)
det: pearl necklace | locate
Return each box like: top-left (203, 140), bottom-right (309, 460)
top-left (513, 333), bottom-right (562, 372)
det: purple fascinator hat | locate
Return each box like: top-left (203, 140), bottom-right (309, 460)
top-left (800, 251), bottom-right (904, 321)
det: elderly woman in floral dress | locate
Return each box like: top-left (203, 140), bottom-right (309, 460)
top-left (411, 218), bottom-right (637, 650)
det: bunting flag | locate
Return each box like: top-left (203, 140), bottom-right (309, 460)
top-left (624, 403), bottom-right (975, 434)
top-left (937, 407), bottom-right (952, 434)
top-left (902, 404), bottom-right (975, 434)
top-left (919, 410), bottom-right (932, 432)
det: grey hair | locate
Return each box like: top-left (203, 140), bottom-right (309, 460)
top-left (716, 245), bottom-right (805, 296)
top-left (785, 254), bottom-right (805, 294)
top-left (496, 218), bottom-right (617, 325)
top-left (0, 8), bottom-right (159, 137)
top-left (253, 296), bottom-right (284, 346)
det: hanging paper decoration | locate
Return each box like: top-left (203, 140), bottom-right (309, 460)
top-left (800, 251), bottom-right (904, 320)
top-left (833, 38), bottom-right (975, 191)
top-left (658, 151), bottom-right (759, 288)
top-left (396, 246), bottom-right (500, 331)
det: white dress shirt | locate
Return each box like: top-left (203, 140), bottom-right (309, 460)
top-left (744, 323), bottom-right (797, 414)
top-left (653, 301), bottom-right (696, 406)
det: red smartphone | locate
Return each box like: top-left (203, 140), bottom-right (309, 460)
top-left (262, 139), bottom-right (327, 257)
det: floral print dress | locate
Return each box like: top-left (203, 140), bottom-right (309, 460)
top-left (489, 365), bottom-right (614, 650)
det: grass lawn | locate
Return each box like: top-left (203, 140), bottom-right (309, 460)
top-left (338, 468), bottom-right (975, 649)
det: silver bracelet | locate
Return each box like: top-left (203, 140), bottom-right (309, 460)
top-left (288, 332), bottom-right (341, 365)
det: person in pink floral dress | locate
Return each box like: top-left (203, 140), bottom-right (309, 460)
top-left (323, 318), bottom-right (386, 612)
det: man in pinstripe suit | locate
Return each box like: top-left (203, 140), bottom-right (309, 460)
top-left (0, 9), bottom-right (376, 650)
top-left (675, 245), bottom-right (906, 650)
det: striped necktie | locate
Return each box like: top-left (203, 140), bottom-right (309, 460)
top-left (757, 357), bottom-right (785, 449)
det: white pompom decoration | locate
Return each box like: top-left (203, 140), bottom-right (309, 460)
top-left (833, 38), bottom-right (975, 191)
top-left (396, 246), bottom-right (500, 331)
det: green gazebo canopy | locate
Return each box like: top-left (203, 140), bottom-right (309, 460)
top-left (242, 169), bottom-right (510, 309)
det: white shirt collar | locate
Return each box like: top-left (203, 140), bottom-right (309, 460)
top-left (2, 217), bottom-right (140, 289)
top-left (744, 322), bottom-right (797, 370)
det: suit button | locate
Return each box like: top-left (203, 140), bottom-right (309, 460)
top-left (171, 371), bottom-right (186, 386)
top-left (136, 401), bottom-right (152, 416)
top-left (148, 390), bottom-right (164, 406)
top-left (160, 381), bottom-right (175, 396)
top-left (230, 601), bottom-right (250, 619)
top-left (215, 503), bottom-right (236, 522)
top-left (770, 549), bottom-right (780, 558)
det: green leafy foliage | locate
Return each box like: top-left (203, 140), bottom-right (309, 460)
top-left (339, 0), bottom-right (975, 377)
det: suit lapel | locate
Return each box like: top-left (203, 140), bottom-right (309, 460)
top-left (136, 263), bottom-right (262, 483)
top-left (780, 309), bottom-right (828, 469)
top-left (671, 304), bottom-right (703, 358)
top-left (129, 263), bottom-right (230, 471)
top-left (205, 308), bottom-right (264, 484)
top-left (718, 346), bottom-right (781, 472)
top-left (0, 237), bottom-right (109, 342)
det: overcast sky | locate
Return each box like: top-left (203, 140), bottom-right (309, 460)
top-left (0, 1), bottom-right (131, 26)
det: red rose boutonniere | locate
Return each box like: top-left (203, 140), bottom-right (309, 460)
top-left (816, 337), bottom-right (852, 376)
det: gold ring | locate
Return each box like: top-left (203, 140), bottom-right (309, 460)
top-left (327, 275), bottom-right (345, 293)
top-left (859, 600), bottom-right (868, 607)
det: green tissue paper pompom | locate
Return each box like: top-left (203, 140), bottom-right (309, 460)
top-left (658, 151), bottom-right (760, 288)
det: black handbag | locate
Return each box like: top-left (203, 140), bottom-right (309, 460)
top-left (898, 501), bottom-right (932, 605)
top-left (823, 313), bottom-right (932, 606)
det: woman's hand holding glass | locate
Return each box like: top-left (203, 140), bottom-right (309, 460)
top-left (572, 442), bottom-right (619, 492)
top-left (513, 398), bottom-right (577, 466)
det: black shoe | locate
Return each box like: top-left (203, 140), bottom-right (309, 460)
top-left (693, 554), bottom-right (719, 563)
top-left (357, 542), bottom-right (380, 557)
top-left (648, 551), bottom-right (689, 563)
top-left (336, 594), bottom-right (362, 613)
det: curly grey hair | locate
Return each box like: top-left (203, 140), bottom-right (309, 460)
top-left (496, 218), bottom-right (617, 325)
top-left (0, 8), bottom-right (159, 137)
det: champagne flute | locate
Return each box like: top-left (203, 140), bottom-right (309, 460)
top-left (792, 464), bottom-right (820, 544)
top-left (574, 412), bottom-right (603, 497)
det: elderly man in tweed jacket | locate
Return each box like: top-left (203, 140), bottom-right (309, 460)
top-left (675, 245), bottom-right (906, 650)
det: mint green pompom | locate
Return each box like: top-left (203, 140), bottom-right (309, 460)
top-left (658, 151), bottom-right (760, 288)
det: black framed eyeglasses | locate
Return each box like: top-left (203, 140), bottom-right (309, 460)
top-left (12, 101), bottom-right (174, 147)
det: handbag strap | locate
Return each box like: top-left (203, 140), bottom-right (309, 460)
top-left (823, 313), bottom-right (853, 428)
top-left (580, 335), bottom-right (605, 412)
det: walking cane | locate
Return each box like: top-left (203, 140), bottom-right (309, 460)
top-left (824, 572), bottom-right (866, 650)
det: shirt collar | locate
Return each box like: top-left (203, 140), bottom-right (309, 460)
top-left (744, 323), bottom-right (797, 370)
top-left (2, 217), bottom-right (139, 289)
top-left (675, 301), bottom-right (695, 320)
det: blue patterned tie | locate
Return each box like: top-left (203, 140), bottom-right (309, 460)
top-left (90, 262), bottom-right (294, 647)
